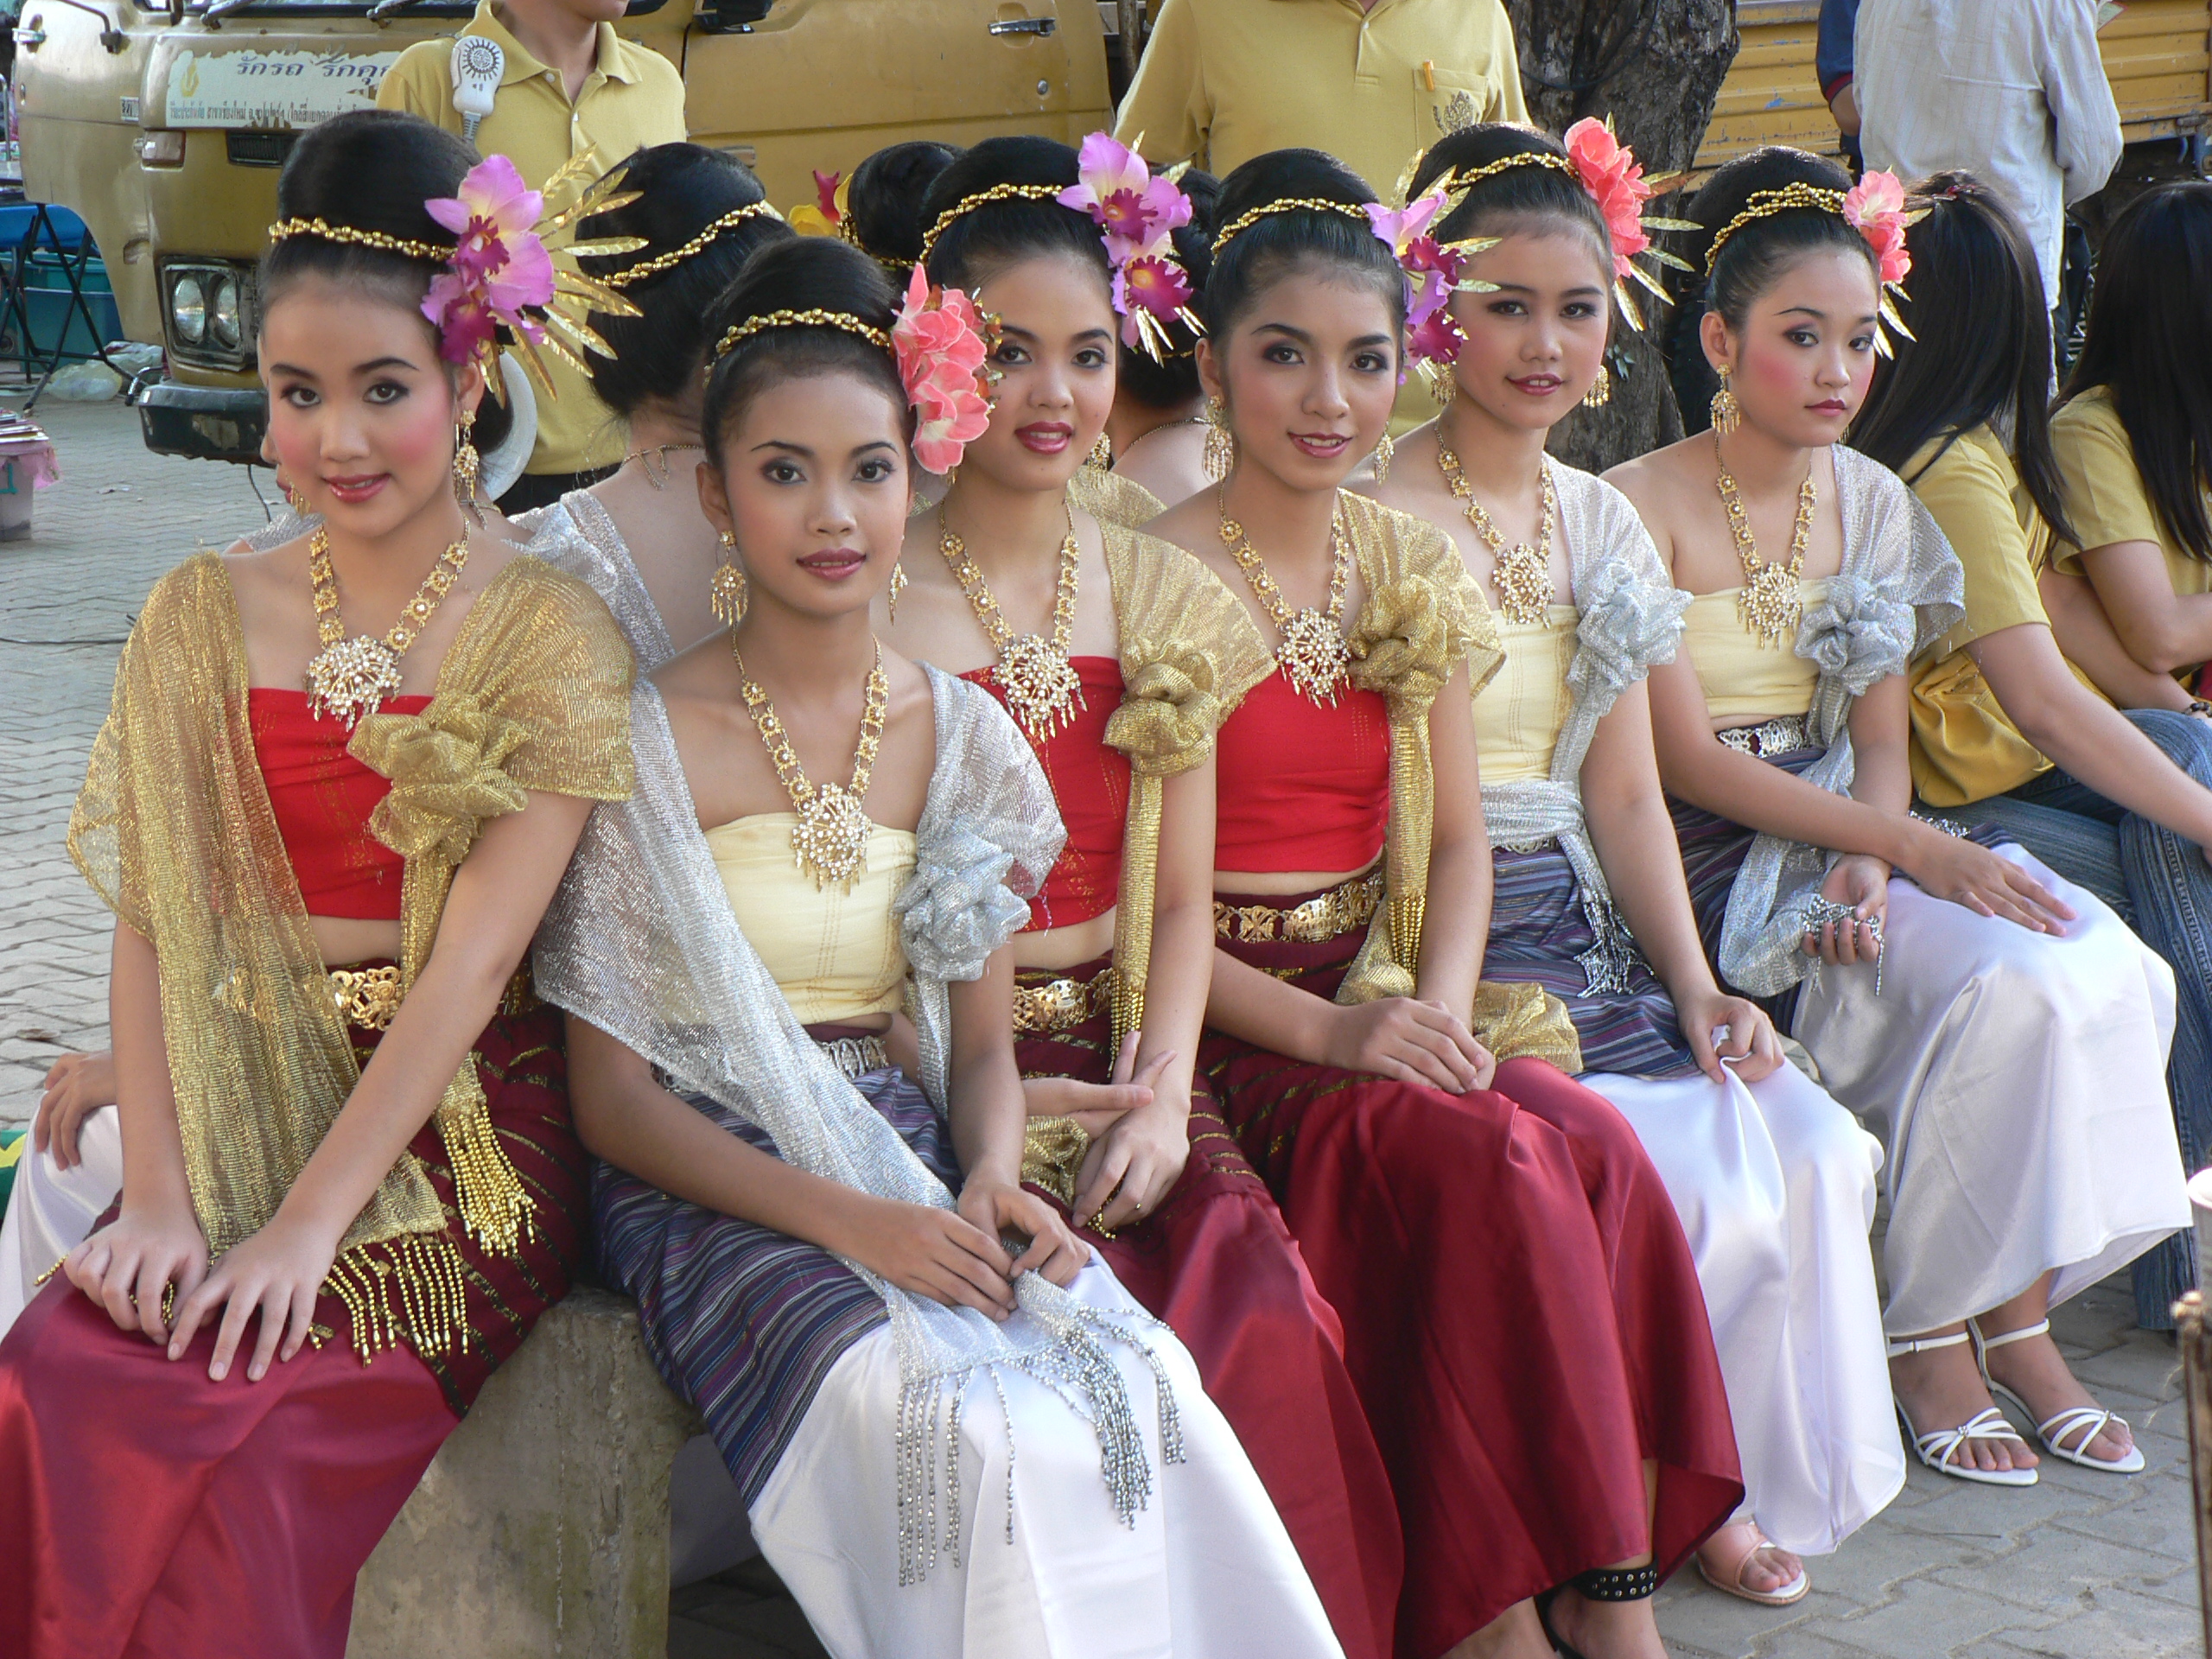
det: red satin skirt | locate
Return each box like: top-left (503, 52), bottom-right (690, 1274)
top-left (0, 1001), bottom-right (588, 1659)
top-left (1016, 958), bottom-right (1403, 1659)
top-left (1201, 916), bottom-right (1742, 1658)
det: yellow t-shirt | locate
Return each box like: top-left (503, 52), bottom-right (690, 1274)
top-left (2049, 385), bottom-right (2212, 596)
top-left (1904, 426), bottom-right (2084, 805)
top-left (377, 2), bottom-right (688, 477)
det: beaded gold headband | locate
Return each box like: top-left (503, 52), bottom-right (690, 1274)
top-left (712, 307), bottom-right (893, 363)
top-left (916, 183), bottom-right (1068, 264)
top-left (601, 202), bottom-right (785, 289)
top-left (1209, 197), bottom-right (1374, 260)
top-left (267, 218), bottom-right (451, 262)
top-left (1702, 182), bottom-right (1849, 273)
top-left (1429, 150), bottom-right (1580, 201)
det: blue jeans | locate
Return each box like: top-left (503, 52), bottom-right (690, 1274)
top-left (1964, 708), bottom-right (2212, 1327)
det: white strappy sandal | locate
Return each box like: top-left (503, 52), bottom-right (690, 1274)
top-left (1971, 1317), bottom-right (2146, 1474)
top-left (1889, 1330), bottom-right (2038, 1486)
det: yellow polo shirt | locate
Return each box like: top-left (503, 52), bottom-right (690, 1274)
top-left (2049, 384), bottom-right (2212, 598)
top-left (1115, 0), bottom-right (1527, 199)
top-left (378, 2), bottom-right (687, 476)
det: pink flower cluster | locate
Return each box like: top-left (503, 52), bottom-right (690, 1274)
top-left (893, 265), bottom-right (994, 474)
top-left (420, 155), bottom-right (554, 366)
top-left (1365, 190), bottom-right (1466, 372)
top-left (1842, 169), bottom-right (1914, 287)
top-left (1563, 118), bottom-right (1653, 277)
top-left (1059, 131), bottom-right (1199, 350)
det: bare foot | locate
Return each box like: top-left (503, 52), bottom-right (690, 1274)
top-left (1543, 1586), bottom-right (1668, 1659)
top-left (1442, 1599), bottom-right (1552, 1659)
top-left (1890, 1330), bottom-right (2037, 1476)
top-left (1978, 1319), bottom-right (2136, 1465)
top-left (1697, 1517), bottom-right (1802, 1597)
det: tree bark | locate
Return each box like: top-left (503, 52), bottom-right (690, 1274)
top-left (1500, 0), bottom-right (1739, 472)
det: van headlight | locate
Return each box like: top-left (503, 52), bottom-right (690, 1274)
top-left (208, 273), bottom-right (240, 349)
top-left (170, 272), bottom-right (206, 345)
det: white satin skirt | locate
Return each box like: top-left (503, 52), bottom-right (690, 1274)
top-left (1586, 1064), bottom-right (1902, 1556)
top-left (1793, 844), bottom-right (2190, 1337)
top-left (0, 1104), bottom-right (121, 1339)
top-left (749, 1254), bottom-right (1344, 1659)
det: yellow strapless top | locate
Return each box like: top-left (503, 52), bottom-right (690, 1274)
top-left (1681, 578), bottom-right (1830, 723)
top-left (1471, 607), bottom-right (1579, 783)
top-left (704, 815), bottom-right (918, 1024)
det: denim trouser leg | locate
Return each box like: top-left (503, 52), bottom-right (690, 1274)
top-left (1964, 709), bottom-right (2212, 1327)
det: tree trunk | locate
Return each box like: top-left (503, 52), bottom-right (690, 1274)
top-left (1501, 0), bottom-right (1739, 472)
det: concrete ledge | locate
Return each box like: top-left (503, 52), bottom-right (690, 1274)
top-left (348, 1287), bottom-right (698, 1659)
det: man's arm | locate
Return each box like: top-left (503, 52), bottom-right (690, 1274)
top-left (2043, 0), bottom-right (2123, 206)
top-left (1114, 0), bottom-right (1208, 165)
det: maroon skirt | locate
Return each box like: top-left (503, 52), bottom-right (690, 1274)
top-left (0, 998), bottom-right (588, 1659)
top-left (1200, 908), bottom-right (1742, 1658)
top-left (1016, 957), bottom-right (1403, 1659)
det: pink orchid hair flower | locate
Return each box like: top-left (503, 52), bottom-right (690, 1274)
top-left (893, 264), bottom-right (995, 474)
top-left (1843, 169), bottom-right (1914, 288)
top-left (1363, 188), bottom-right (1448, 260)
top-left (420, 154), bottom-right (556, 365)
top-left (1059, 130), bottom-right (1192, 261)
top-left (812, 169), bottom-right (843, 225)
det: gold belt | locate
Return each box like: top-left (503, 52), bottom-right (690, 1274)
top-left (327, 963), bottom-right (538, 1033)
top-left (1714, 715), bottom-right (1812, 759)
top-left (1214, 869), bottom-right (1384, 944)
top-left (1013, 967), bottom-right (1116, 1034)
top-left (817, 1033), bottom-right (891, 1081)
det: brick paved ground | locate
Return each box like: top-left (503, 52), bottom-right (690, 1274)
top-left (2, 399), bottom-right (2200, 1659)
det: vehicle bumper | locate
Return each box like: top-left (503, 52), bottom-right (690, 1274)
top-left (137, 378), bottom-right (265, 463)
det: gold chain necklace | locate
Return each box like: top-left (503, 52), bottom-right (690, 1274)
top-left (734, 639), bottom-right (890, 888)
top-left (938, 504), bottom-right (1085, 739)
top-left (1217, 485), bottom-right (1351, 705)
top-left (1714, 431), bottom-right (1819, 647)
top-left (303, 524), bottom-right (468, 728)
top-left (623, 442), bottom-right (704, 491)
top-left (1437, 444), bottom-right (1557, 626)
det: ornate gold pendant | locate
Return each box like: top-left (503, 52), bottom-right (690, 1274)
top-left (1737, 563), bottom-right (1805, 648)
top-left (1275, 608), bottom-right (1351, 706)
top-left (305, 634), bottom-right (406, 728)
top-left (1491, 543), bottom-right (1554, 626)
top-left (995, 632), bottom-right (1085, 739)
top-left (791, 783), bottom-right (873, 888)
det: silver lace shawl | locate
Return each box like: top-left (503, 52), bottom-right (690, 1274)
top-left (515, 492), bottom-right (683, 671)
top-left (1713, 445), bottom-right (1965, 996)
top-left (1479, 463), bottom-right (1691, 994)
top-left (533, 665), bottom-right (1183, 1577)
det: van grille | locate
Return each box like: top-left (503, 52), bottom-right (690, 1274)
top-left (226, 130), bottom-right (297, 168)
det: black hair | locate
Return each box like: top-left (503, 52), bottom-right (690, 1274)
top-left (261, 109), bottom-right (513, 454)
top-left (1413, 124), bottom-right (1614, 283)
top-left (919, 135), bottom-right (1110, 296)
top-left (700, 238), bottom-right (908, 462)
top-left (846, 141), bottom-right (963, 276)
top-left (1117, 167), bottom-right (1218, 410)
top-left (1852, 172), bottom-right (2075, 547)
top-left (1205, 148), bottom-right (1404, 340)
top-left (1669, 145), bottom-right (1875, 432)
top-left (576, 143), bottom-right (792, 420)
top-left (2057, 181), bottom-right (2212, 561)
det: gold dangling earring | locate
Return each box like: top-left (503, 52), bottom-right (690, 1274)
top-left (453, 412), bottom-right (484, 525)
top-left (283, 476), bottom-right (310, 516)
top-left (1086, 431), bottom-right (1113, 470)
top-left (1372, 429), bottom-right (1395, 483)
top-left (888, 558), bottom-right (908, 622)
top-left (1203, 395), bottom-right (1236, 481)
top-left (1709, 365), bottom-right (1741, 436)
top-left (1582, 361), bottom-right (1612, 410)
top-left (709, 530), bottom-right (748, 626)
top-left (1432, 371), bottom-right (1457, 409)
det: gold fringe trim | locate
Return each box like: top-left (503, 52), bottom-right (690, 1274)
top-left (322, 1230), bottom-right (473, 1363)
top-left (1388, 893), bottom-right (1427, 973)
top-left (1109, 772), bottom-right (1165, 1057)
top-left (1020, 1117), bottom-right (1093, 1207)
top-left (435, 1065), bottom-right (535, 1258)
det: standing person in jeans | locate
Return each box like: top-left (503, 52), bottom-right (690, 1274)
top-left (1817, 0), bottom-right (1861, 171)
top-left (1853, 0), bottom-right (2119, 317)
top-left (378, 0), bottom-right (687, 512)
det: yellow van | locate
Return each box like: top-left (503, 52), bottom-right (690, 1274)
top-left (13, 0), bottom-right (1109, 461)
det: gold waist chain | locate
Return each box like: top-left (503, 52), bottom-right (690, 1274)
top-left (1713, 715), bottom-right (1812, 760)
top-left (1213, 869), bottom-right (1385, 945)
top-left (1013, 965), bottom-right (1118, 1034)
top-left (327, 962), bottom-right (540, 1033)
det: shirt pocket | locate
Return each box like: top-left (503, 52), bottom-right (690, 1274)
top-left (1414, 63), bottom-right (1499, 145)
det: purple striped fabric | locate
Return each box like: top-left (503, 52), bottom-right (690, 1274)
top-left (593, 1068), bottom-right (959, 1504)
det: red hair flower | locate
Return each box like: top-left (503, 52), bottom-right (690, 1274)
top-left (893, 265), bottom-right (994, 474)
top-left (1843, 169), bottom-right (1913, 288)
top-left (1563, 118), bottom-right (1655, 278)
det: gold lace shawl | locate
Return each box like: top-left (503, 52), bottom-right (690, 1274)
top-left (68, 552), bottom-right (634, 1274)
top-left (1100, 524), bottom-right (1275, 1049)
top-left (1071, 465), bottom-right (1169, 532)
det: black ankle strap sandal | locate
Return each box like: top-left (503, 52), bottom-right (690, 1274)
top-left (1570, 1562), bottom-right (1660, 1601)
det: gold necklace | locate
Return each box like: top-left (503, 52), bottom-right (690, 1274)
top-left (303, 525), bottom-right (468, 728)
top-left (1714, 431), bottom-right (1819, 647)
top-left (623, 442), bottom-right (704, 491)
top-left (734, 639), bottom-right (890, 888)
top-left (1437, 444), bottom-right (1557, 626)
top-left (938, 504), bottom-right (1085, 739)
top-left (1217, 486), bottom-right (1351, 705)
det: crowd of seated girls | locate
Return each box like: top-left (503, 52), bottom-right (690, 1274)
top-left (0, 100), bottom-right (2202, 1659)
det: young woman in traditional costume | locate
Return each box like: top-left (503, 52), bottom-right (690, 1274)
top-left (536, 232), bottom-right (1340, 1659)
top-left (1144, 145), bottom-right (1743, 1659)
top-left (1366, 121), bottom-right (1899, 1608)
top-left (0, 110), bottom-right (638, 1657)
top-left (1855, 175), bottom-right (2212, 1334)
top-left (1097, 164), bottom-right (1218, 508)
top-left (1607, 145), bottom-right (2188, 1491)
top-left (876, 132), bottom-right (1401, 1659)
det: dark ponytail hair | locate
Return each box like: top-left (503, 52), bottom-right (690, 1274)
top-left (920, 135), bottom-right (1109, 297)
top-left (2057, 181), bottom-right (2212, 562)
top-left (576, 143), bottom-right (792, 420)
top-left (1669, 145), bottom-right (1876, 431)
top-left (262, 109), bottom-right (515, 454)
top-left (1412, 124), bottom-right (1614, 286)
top-left (847, 140), bottom-right (963, 277)
top-left (700, 238), bottom-right (908, 462)
top-left (1117, 166), bottom-right (1217, 411)
top-left (1205, 148), bottom-right (1403, 340)
top-left (1852, 173), bottom-right (2075, 547)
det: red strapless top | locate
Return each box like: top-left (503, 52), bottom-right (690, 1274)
top-left (1214, 669), bottom-right (1389, 873)
top-left (248, 687), bottom-right (432, 919)
top-left (964, 657), bottom-right (1129, 931)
